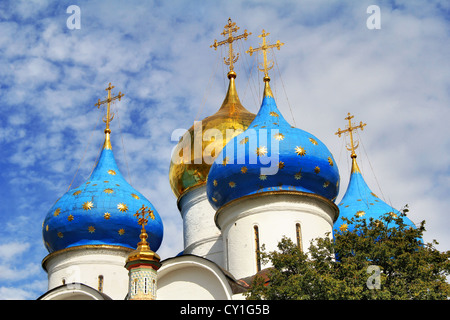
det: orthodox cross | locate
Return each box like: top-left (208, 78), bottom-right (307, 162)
top-left (94, 83), bottom-right (124, 133)
top-left (335, 113), bottom-right (367, 158)
top-left (246, 30), bottom-right (284, 79)
top-left (211, 18), bottom-right (251, 73)
top-left (134, 204), bottom-right (155, 233)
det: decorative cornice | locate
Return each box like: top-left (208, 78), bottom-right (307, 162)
top-left (176, 182), bottom-right (207, 210)
top-left (41, 244), bottom-right (133, 271)
top-left (214, 190), bottom-right (339, 229)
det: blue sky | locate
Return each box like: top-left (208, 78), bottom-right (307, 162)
top-left (0, 0), bottom-right (449, 299)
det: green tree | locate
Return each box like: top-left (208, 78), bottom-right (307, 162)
top-left (245, 209), bottom-right (450, 300)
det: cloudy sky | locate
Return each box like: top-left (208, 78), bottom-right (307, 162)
top-left (0, 0), bottom-right (449, 299)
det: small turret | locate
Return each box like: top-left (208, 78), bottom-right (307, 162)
top-left (125, 205), bottom-right (161, 300)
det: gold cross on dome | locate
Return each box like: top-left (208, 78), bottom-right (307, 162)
top-left (211, 18), bottom-right (251, 73)
top-left (335, 113), bottom-right (367, 158)
top-left (94, 83), bottom-right (125, 133)
top-left (134, 204), bottom-right (155, 231)
top-left (246, 29), bottom-right (284, 79)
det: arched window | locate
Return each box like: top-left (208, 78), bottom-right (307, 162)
top-left (98, 275), bottom-right (104, 292)
top-left (152, 279), bottom-right (156, 296)
top-left (254, 225), bottom-right (261, 272)
top-left (132, 278), bottom-right (138, 295)
top-left (296, 223), bottom-right (303, 251)
top-left (143, 277), bottom-right (149, 294)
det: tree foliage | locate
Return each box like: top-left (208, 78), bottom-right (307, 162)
top-left (245, 208), bottom-right (450, 300)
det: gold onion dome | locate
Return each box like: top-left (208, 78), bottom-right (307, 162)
top-left (169, 71), bottom-right (255, 200)
top-left (169, 18), bottom-right (255, 201)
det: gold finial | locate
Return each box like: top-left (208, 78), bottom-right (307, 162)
top-left (246, 29), bottom-right (284, 81)
top-left (211, 18), bottom-right (251, 76)
top-left (134, 204), bottom-right (155, 242)
top-left (125, 204), bottom-right (160, 273)
top-left (94, 83), bottom-right (125, 149)
top-left (335, 113), bottom-right (367, 173)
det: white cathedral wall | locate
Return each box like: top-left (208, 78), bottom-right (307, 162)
top-left (42, 245), bottom-right (131, 300)
top-left (179, 184), bottom-right (224, 267)
top-left (215, 192), bottom-right (338, 280)
top-left (157, 255), bottom-right (234, 300)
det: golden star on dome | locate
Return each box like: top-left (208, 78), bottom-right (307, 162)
top-left (270, 111), bottom-right (279, 117)
top-left (131, 193), bottom-right (140, 200)
top-left (274, 133), bottom-right (284, 141)
top-left (82, 201), bottom-right (94, 211)
top-left (309, 137), bottom-right (318, 145)
top-left (229, 181), bottom-right (236, 188)
top-left (67, 214), bottom-right (74, 221)
top-left (118, 229), bottom-right (125, 235)
top-left (104, 212), bottom-right (111, 220)
top-left (240, 137), bottom-right (249, 145)
top-left (241, 166), bottom-right (248, 173)
top-left (278, 161), bottom-right (285, 169)
top-left (108, 170), bottom-right (116, 175)
top-left (294, 170), bottom-right (302, 180)
top-left (314, 166), bottom-right (320, 174)
top-left (295, 146), bottom-right (306, 156)
top-left (54, 208), bottom-right (61, 216)
top-left (88, 226), bottom-right (95, 233)
top-left (73, 190), bottom-right (82, 196)
top-left (328, 157), bottom-right (334, 166)
top-left (256, 146), bottom-right (268, 156)
top-left (259, 174), bottom-right (267, 181)
top-left (213, 180), bottom-right (218, 186)
top-left (103, 188), bottom-right (114, 194)
top-left (57, 232), bottom-right (64, 238)
top-left (117, 203), bottom-right (128, 212)
top-left (222, 157), bottom-right (229, 166)
top-left (356, 210), bottom-right (365, 217)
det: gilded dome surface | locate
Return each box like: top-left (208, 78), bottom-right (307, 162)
top-left (169, 72), bottom-right (255, 200)
top-left (206, 79), bottom-right (340, 210)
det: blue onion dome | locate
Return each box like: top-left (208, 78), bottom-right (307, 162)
top-left (42, 129), bottom-right (163, 254)
top-left (206, 77), bottom-right (340, 210)
top-left (334, 156), bottom-right (415, 233)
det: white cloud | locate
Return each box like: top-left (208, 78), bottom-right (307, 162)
top-left (0, 242), bottom-right (31, 262)
top-left (0, 278), bottom-right (47, 300)
top-left (0, 286), bottom-right (34, 300)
